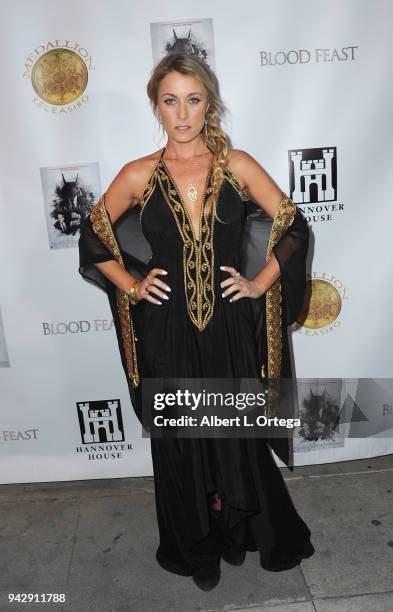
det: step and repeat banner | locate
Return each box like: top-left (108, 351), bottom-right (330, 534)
top-left (1, 0), bottom-right (392, 483)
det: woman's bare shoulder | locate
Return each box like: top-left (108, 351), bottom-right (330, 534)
top-left (102, 150), bottom-right (162, 223)
top-left (226, 148), bottom-right (256, 191)
top-left (226, 148), bottom-right (284, 212)
top-left (120, 149), bottom-right (163, 203)
top-left (114, 149), bottom-right (161, 206)
top-left (226, 148), bottom-right (269, 192)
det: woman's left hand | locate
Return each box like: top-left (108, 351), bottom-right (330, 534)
top-left (220, 266), bottom-right (266, 302)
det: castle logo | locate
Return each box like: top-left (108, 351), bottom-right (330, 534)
top-left (77, 399), bottom-right (124, 444)
top-left (288, 147), bottom-right (343, 223)
top-left (289, 147), bottom-right (337, 203)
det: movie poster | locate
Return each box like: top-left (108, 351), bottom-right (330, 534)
top-left (40, 162), bottom-right (101, 249)
top-left (150, 18), bottom-right (215, 69)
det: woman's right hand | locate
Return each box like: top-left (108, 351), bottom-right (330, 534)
top-left (137, 268), bottom-right (171, 305)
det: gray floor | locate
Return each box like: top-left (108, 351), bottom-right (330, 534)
top-left (1, 454), bottom-right (393, 612)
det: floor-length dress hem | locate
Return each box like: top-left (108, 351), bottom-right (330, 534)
top-left (156, 550), bottom-right (196, 577)
top-left (154, 485), bottom-right (315, 576)
top-left (155, 511), bottom-right (315, 577)
top-left (259, 540), bottom-right (315, 572)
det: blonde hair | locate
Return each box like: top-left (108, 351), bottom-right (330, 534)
top-left (146, 52), bottom-right (230, 217)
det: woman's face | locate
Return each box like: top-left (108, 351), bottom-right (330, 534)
top-left (156, 70), bottom-right (209, 143)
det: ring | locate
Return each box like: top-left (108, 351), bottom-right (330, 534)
top-left (234, 271), bottom-right (241, 279)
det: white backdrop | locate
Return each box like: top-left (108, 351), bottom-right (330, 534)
top-left (1, 0), bottom-right (392, 484)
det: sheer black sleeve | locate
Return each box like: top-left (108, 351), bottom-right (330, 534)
top-left (78, 200), bottom-right (153, 292)
top-left (78, 213), bottom-right (115, 292)
top-left (242, 193), bottom-right (309, 382)
top-left (272, 206), bottom-right (309, 326)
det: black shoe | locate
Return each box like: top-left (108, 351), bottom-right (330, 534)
top-left (192, 561), bottom-right (221, 591)
top-left (221, 544), bottom-right (246, 566)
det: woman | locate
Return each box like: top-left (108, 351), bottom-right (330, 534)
top-left (78, 52), bottom-right (315, 591)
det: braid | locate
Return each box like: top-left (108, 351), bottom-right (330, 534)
top-left (202, 110), bottom-right (230, 219)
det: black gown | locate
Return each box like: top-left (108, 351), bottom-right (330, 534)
top-left (78, 146), bottom-right (315, 576)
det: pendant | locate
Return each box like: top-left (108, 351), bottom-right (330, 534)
top-left (187, 183), bottom-right (198, 202)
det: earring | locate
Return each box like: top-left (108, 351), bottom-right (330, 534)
top-left (204, 116), bottom-right (209, 140)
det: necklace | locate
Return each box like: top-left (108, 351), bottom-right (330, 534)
top-left (163, 147), bottom-right (211, 203)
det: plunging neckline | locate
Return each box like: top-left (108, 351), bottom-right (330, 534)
top-left (159, 146), bottom-right (214, 243)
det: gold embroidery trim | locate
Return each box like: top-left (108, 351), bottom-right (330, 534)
top-left (264, 192), bottom-right (296, 380)
top-left (224, 167), bottom-right (248, 201)
top-left (157, 160), bottom-right (215, 331)
top-left (139, 158), bottom-right (160, 218)
top-left (90, 195), bottom-right (140, 387)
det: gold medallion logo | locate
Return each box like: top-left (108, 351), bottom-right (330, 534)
top-left (31, 49), bottom-right (88, 105)
top-left (23, 40), bottom-right (95, 113)
top-left (301, 279), bottom-right (341, 328)
top-left (295, 274), bottom-right (348, 334)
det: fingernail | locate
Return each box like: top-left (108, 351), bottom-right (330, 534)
top-left (165, 286), bottom-right (171, 292)
top-left (162, 271), bottom-right (168, 275)
top-left (220, 266), bottom-right (225, 270)
top-left (163, 294), bottom-right (169, 300)
top-left (229, 298), bottom-right (233, 302)
top-left (222, 293), bottom-right (226, 298)
top-left (157, 300), bottom-right (162, 305)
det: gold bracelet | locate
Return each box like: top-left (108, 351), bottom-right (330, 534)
top-left (127, 280), bottom-right (140, 305)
